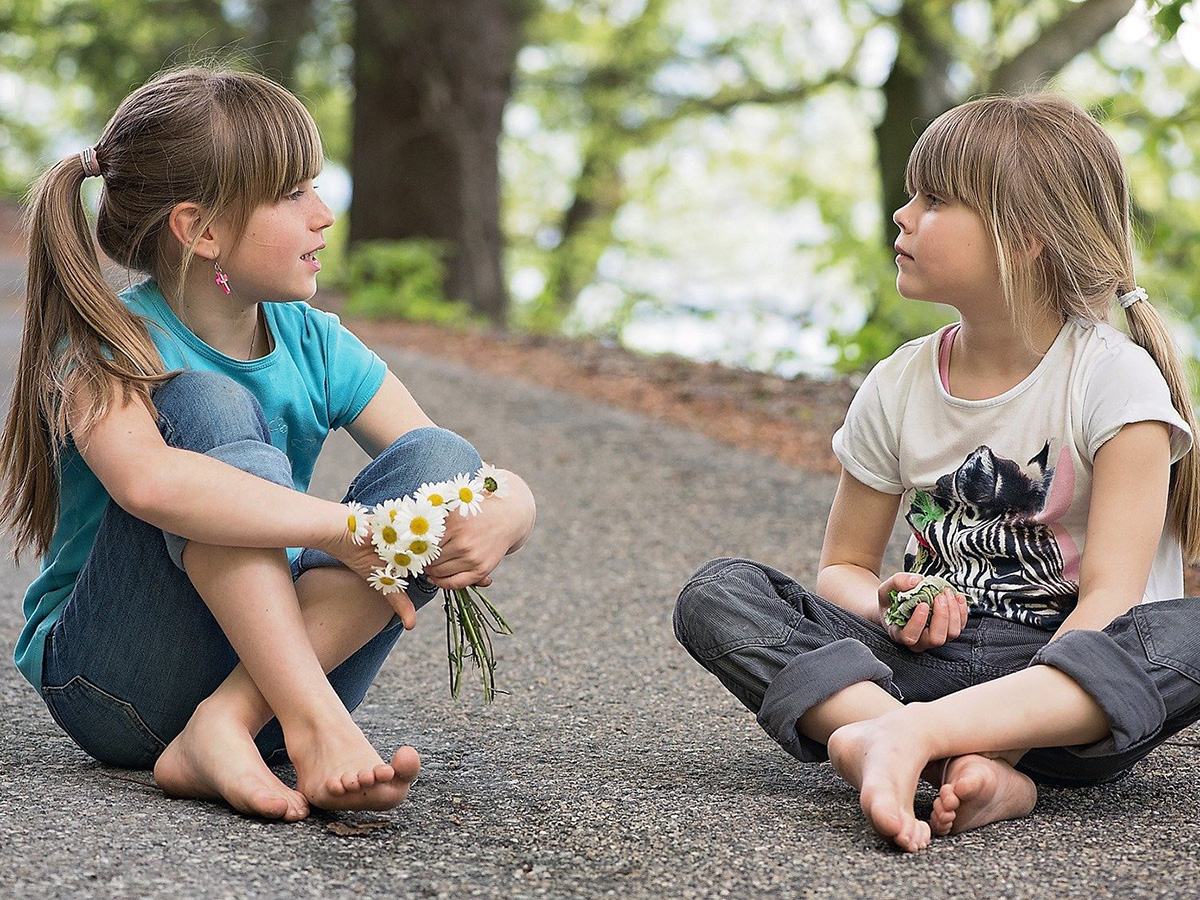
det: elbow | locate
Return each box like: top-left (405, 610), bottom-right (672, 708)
top-left (112, 467), bottom-right (176, 524)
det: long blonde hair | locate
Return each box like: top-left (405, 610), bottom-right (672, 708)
top-left (906, 93), bottom-right (1200, 562)
top-left (1, 66), bottom-right (323, 558)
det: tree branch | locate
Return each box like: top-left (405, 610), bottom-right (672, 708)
top-left (988, 0), bottom-right (1137, 93)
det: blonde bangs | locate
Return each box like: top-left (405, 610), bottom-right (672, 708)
top-left (207, 72), bottom-right (325, 240)
top-left (904, 100), bottom-right (1017, 218)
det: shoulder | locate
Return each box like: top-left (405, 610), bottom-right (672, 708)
top-left (265, 301), bottom-right (354, 353)
top-left (1067, 319), bottom-right (1160, 378)
top-left (857, 328), bottom-right (944, 403)
top-left (1064, 320), bottom-right (1191, 461)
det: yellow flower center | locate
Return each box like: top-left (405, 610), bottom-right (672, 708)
top-left (380, 525), bottom-right (398, 544)
top-left (410, 516), bottom-right (429, 536)
top-left (459, 487), bottom-right (474, 503)
top-left (379, 575), bottom-right (395, 586)
top-left (409, 540), bottom-right (429, 555)
top-left (388, 508), bottom-right (398, 522)
top-left (393, 553), bottom-right (413, 568)
top-left (347, 514), bottom-right (357, 533)
top-left (428, 493), bottom-right (445, 507)
top-left (483, 476), bottom-right (498, 492)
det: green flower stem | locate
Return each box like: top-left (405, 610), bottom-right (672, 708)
top-left (443, 585), bottom-right (512, 702)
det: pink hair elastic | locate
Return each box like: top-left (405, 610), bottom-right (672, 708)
top-left (79, 147), bottom-right (101, 178)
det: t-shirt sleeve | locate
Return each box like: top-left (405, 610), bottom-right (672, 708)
top-left (831, 365), bottom-right (904, 494)
top-left (1083, 341), bottom-right (1192, 463)
top-left (319, 312), bottom-right (388, 431)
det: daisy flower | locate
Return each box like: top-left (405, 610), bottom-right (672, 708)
top-left (405, 536), bottom-right (441, 569)
top-left (448, 472), bottom-right (486, 517)
top-left (372, 498), bottom-right (404, 524)
top-left (477, 463), bottom-right (509, 498)
top-left (385, 549), bottom-right (422, 577)
top-left (345, 501), bottom-right (370, 545)
top-left (368, 566), bottom-right (407, 595)
top-left (370, 509), bottom-right (406, 554)
top-left (398, 496), bottom-right (448, 544)
top-left (416, 480), bottom-right (459, 512)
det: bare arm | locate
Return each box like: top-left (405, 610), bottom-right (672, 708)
top-left (818, 469), bottom-right (970, 650)
top-left (1052, 420), bottom-right (1172, 638)
top-left (70, 386), bottom-right (354, 563)
top-left (343, 370), bottom-right (436, 458)
top-left (817, 470), bottom-right (902, 621)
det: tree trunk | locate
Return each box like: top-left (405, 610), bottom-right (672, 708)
top-left (349, 0), bottom-right (530, 322)
top-left (250, 0), bottom-right (316, 91)
top-left (873, 3), bottom-right (955, 249)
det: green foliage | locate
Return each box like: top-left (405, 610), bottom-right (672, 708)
top-left (343, 240), bottom-right (478, 326)
top-left (1148, 1), bottom-right (1190, 38)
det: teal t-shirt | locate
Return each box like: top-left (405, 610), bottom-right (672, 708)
top-left (14, 279), bottom-right (387, 690)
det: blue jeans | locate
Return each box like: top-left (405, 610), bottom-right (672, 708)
top-left (675, 557), bottom-right (1200, 787)
top-left (40, 371), bottom-right (481, 769)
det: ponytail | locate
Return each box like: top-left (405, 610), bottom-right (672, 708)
top-left (1123, 296), bottom-right (1200, 563)
top-left (0, 66), bottom-right (325, 559)
top-left (0, 152), bottom-right (166, 559)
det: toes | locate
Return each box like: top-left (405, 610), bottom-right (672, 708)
top-left (370, 763), bottom-right (396, 785)
top-left (392, 746), bottom-right (422, 782)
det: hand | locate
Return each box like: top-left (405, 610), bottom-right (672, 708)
top-left (877, 572), bottom-right (969, 652)
top-left (421, 502), bottom-right (514, 590)
top-left (319, 504), bottom-right (419, 628)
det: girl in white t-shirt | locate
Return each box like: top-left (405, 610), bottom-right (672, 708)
top-left (675, 94), bottom-right (1200, 852)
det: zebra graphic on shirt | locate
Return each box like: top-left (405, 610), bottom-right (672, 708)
top-left (903, 442), bottom-right (1078, 628)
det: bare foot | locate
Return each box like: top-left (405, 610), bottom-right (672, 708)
top-left (288, 716), bottom-right (421, 811)
top-left (154, 700), bottom-right (309, 822)
top-left (827, 716), bottom-right (934, 853)
top-left (930, 755), bottom-right (1037, 836)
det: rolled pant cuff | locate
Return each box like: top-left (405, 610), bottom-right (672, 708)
top-left (757, 638), bottom-right (893, 762)
top-left (1029, 628), bottom-right (1165, 755)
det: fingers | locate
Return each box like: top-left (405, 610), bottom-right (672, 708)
top-left (388, 592), bottom-right (418, 630)
top-left (897, 588), bottom-right (969, 651)
top-left (925, 593), bottom-right (950, 646)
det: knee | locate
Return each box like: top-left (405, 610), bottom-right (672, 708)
top-left (350, 427), bottom-right (483, 505)
top-left (676, 556), bottom-right (787, 662)
top-left (674, 557), bottom-right (764, 655)
top-left (152, 371), bottom-right (270, 452)
top-left (393, 427), bottom-right (483, 480)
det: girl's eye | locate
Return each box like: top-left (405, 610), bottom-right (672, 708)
top-left (286, 188), bottom-right (305, 200)
top-left (924, 192), bottom-right (943, 207)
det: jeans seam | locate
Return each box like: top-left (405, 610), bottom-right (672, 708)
top-left (43, 675), bottom-right (168, 757)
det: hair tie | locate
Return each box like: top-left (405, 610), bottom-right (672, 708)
top-left (79, 147), bottom-right (101, 178)
top-left (1118, 286), bottom-right (1147, 309)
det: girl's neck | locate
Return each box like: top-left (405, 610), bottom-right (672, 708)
top-left (167, 278), bottom-right (267, 361)
top-left (946, 308), bottom-right (1064, 400)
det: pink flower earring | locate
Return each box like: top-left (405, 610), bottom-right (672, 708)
top-left (214, 261), bottom-right (231, 295)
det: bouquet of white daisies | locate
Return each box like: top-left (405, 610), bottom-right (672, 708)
top-left (344, 464), bottom-right (513, 702)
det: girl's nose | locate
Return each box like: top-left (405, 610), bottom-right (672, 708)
top-left (893, 196), bottom-right (917, 232)
top-left (315, 196), bottom-right (335, 230)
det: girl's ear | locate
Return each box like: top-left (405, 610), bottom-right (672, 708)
top-left (1027, 235), bottom-right (1044, 262)
top-left (167, 202), bottom-right (220, 261)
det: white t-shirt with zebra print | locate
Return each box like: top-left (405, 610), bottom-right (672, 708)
top-left (833, 319), bottom-right (1192, 629)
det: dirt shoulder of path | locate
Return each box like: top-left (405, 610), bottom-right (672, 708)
top-left (343, 315), bottom-right (857, 477)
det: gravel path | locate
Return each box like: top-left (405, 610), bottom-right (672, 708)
top-left (1, 256), bottom-right (1199, 899)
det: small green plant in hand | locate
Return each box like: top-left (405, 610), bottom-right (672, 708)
top-left (885, 575), bottom-right (954, 628)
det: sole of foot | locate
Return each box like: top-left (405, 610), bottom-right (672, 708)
top-left (930, 755), bottom-right (1037, 836)
top-left (155, 714), bottom-right (309, 822)
top-left (828, 719), bottom-right (933, 853)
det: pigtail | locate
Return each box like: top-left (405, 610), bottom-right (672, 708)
top-left (1122, 296), bottom-right (1200, 563)
top-left (0, 152), bottom-right (166, 559)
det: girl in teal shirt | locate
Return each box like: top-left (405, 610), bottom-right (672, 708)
top-left (2, 66), bottom-right (536, 821)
